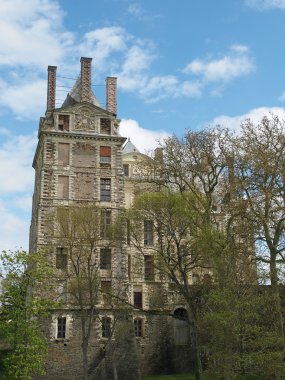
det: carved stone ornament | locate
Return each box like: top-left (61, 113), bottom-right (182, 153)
top-left (74, 106), bottom-right (98, 131)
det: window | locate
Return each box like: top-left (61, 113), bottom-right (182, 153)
top-left (101, 281), bottom-right (111, 305)
top-left (58, 143), bottom-right (70, 166)
top-left (100, 146), bottom-right (111, 167)
top-left (203, 273), bottom-right (212, 284)
top-left (58, 115), bottom-right (70, 131)
top-left (58, 176), bottom-right (69, 198)
top-left (100, 248), bottom-right (111, 270)
top-left (134, 318), bottom-right (143, 337)
top-left (144, 255), bottom-right (154, 281)
top-left (57, 317), bottom-right (66, 339)
top-left (100, 209), bottom-right (111, 238)
top-left (100, 178), bottom-right (111, 201)
top-left (173, 308), bottom-right (188, 346)
top-left (100, 118), bottom-right (111, 135)
top-left (123, 164), bottom-right (129, 176)
top-left (56, 247), bottom-right (67, 270)
top-left (134, 291), bottom-right (142, 309)
top-left (102, 317), bottom-right (111, 338)
top-left (144, 220), bottom-right (153, 246)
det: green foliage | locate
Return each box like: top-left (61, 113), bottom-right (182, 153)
top-left (0, 250), bottom-right (55, 380)
top-left (199, 286), bottom-right (284, 379)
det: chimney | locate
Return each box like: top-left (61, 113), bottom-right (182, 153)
top-left (47, 65), bottom-right (57, 111)
top-left (80, 57), bottom-right (92, 102)
top-left (106, 77), bottom-right (117, 115)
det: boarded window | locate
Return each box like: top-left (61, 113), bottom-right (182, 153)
top-left (102, 317), bottom-right (111, 338)
top-left (100, 248), bottom-right (111, 269)
top-left (134, 291), bottom-right (142, 309)
top-left (100, 209), bottom-right (111, 238)
top-left (101, 281), bottom-right (111, 305)
top-left (174, 308), bottom-right (188, 345)
top-left (58, 176), bottom-right (69, 198)
top-left (144, 220), bottom-right (153, 246)
top-left (57, 317), bottom-right (66, 339)
top-left (123, 164), bottom-right (129, 176)
top-left (144, 255), bottom-right (154, 281)
top-left (56, 247), bottom-right (67, 270)
top-left (192, 274), bottom-right (200, 284)
top-left (100, 146), bottom-right (111, 167)
top-left (100, 118), bottom-right (111, 135)
top-left (58, 115), bottom-right (70, 131)
top-left (100, 178), bottom-right (111, 201)
top-left (58, 143), bottom-right (70, 165)
top-left (134, 318), bottom-right (143, 337)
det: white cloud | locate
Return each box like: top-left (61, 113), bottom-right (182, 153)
top-left (245, 0), bottom-right (285, 10)
top-left (0, 133), bottom-right (36, 193)
top-left (183, 45), bottom-right (254, 83)
top-left (211, 107), bottom-right (285, 133)
top-left (0, 0), bottom-right (71, 69)
top-left (0, 200), bottom-right (29, 252)
top-left (127, 3), bottom-right (161, 23)
top-left (78, 27), bottom-right (129, 72)
top-left (120, 119), bottom-right (170, 153)
top-left (0, 78), bottom-right (46, 119)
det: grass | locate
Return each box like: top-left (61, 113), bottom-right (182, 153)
top-left (143, 375), bottom-right (193, 380)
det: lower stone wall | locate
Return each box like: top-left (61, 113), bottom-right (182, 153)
top-left (38, 310), bottom-right (192, 380)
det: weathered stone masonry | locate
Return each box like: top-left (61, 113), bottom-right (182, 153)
top-left (30, 57), bottom-right (192, 379)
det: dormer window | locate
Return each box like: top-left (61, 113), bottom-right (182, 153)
top-left (100, 118), bottom-right (111, 135)
top-left (58, 115), bottom-right (70, 131)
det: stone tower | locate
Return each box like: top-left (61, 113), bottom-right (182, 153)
top-left (29, 58), bottom-right (140, 379)
top-left (30, 57), bottom-right (125, 254)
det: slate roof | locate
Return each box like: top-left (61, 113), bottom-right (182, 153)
top-left (122, 138), bottom-right (140, 154)
top-left (62, 77), bottom-right (102, 108)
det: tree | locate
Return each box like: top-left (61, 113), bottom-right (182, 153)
top-left (125, 191), bottom-right (223, 380)
top-left (233, 115), bottom-right (285, 357)
top-left (54, 204), bottom-right (133, 380)
top-left (0, 250), bottom-right (54, 380)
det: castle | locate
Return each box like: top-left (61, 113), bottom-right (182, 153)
top-left (29, 58), bottom-right (193, 379)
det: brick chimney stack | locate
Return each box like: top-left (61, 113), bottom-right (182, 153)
top-left (47, 65), bottom-right (57, 111)
top-left (106, 77), bottom-right (117, 115)
top-left (80, 57), bottom-right (92, 102)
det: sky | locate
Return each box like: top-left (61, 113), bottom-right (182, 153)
top-left (1, 0), bottom-right (285, 253)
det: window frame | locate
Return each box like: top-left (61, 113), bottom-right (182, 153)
top-left (134, 318), bottom-right (143, 337)
top-left (57, 317), bottom-right (66, 339)
top-left (56, 247), bottom-right (68, 270)
top-left (144, 255), bottom-right (155, 281)
top-left (100, 248), bottom-right (112, 270)
top-left (100, 178), bottom-right (111, 202)
top-left (134, 291), bottom-right (143, 309)
top-left (101, 317), bottom-right (112, 338)
top-left (144, 220), bottom-right (154, 246)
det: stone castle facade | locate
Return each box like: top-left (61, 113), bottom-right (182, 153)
top-left (29, 57), bottom-right (192, 379)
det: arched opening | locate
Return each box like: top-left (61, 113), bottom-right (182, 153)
top-left (173, 308), bottom-right (188, 345)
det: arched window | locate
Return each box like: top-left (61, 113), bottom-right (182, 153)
top-left (102, 317), bottom-right (111, 338)
top-left (173, 308), bottom-right (188, 345)
top-left (134, 318), bottom-right (143, 337)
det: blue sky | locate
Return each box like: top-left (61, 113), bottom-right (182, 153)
top-left (1, 0), bottom-right (285, 252)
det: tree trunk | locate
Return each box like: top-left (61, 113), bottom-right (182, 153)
top-left (189, 317), bottom-right (202, 380)
top-left (82, 338), bottom-right (89, 380)
top-left (270, 258), bottom-right (284, 380)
